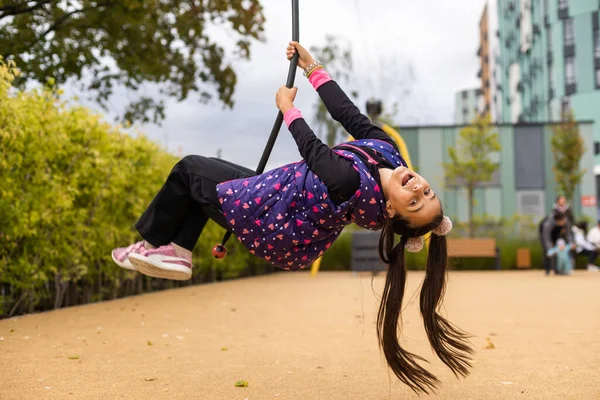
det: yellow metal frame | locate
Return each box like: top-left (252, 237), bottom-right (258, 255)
top-left (310, 123), bottom-right (415, 276)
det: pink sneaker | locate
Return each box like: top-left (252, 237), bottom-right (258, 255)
top-left (128, 244), bottom-right (194, 281)
top-left (111, 241), bottom-right (146, 271)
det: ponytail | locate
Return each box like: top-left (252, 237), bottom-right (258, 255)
top-left (377, 222), bottom-right (439, 394)
top-left (420, 234), bottom-right (473, 377)
top-left (376, 215), bottom-right (472, 395)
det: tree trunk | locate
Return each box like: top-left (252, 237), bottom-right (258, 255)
top-left (468, 186), bottom-right (474, 238)
top-left (54, 274), bottom-right (66, 309)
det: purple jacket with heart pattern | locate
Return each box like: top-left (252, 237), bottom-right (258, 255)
top-left (216, 139), bottom-right (406, 271)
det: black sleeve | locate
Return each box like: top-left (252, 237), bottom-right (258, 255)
top-left (317, 80), bottom-right (398, 150)
top-left (288, 118), bottom-right (359, 204)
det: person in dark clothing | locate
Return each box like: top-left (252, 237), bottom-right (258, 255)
top-left (539, 211), bottom-right (574, 275)
top-left (553, 195), bottom-right (575, 226)
top-left (111, 41), bottom-right (471, 395)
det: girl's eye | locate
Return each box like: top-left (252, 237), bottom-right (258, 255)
top-left (410, 199), bottom-right (418, 206)
top-left (425, 189), bottom-right (431, 195)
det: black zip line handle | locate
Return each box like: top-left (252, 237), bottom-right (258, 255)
top-left (213, 0), bottom-right (300, 259)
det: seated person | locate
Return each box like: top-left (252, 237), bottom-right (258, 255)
top-left (586, 220), bottom-right (600, 249)
top-left (572, 222), bottom-right (599, 272)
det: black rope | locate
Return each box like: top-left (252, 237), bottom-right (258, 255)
top-left (220, 0), bottom-right (300, 248)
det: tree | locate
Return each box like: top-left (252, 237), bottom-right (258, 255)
top-left (551, 109), bottom-right (586, 203)
top-left (310, 35), bottom-right (357, 147)
top-left (444, 114), bottom-right (501, 237)
top-left (0, 0), bottom-right (265, 125)
top-left (0, 57), bottom-right (260, 316)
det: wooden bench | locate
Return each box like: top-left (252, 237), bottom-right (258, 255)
top-left (446, 238), bottom-right (501, 270)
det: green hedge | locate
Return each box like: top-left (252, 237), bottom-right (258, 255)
top-left (0, 59), bottom-right (267, 318)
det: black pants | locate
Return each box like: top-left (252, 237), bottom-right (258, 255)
top-left (542, 251), bottom-right (555, 275)
top-left (541, 237), bottom-right (556, 275)
top-left (579, 249), bottom-right (598, 264)
top-left (135, 155), bottom-right (254, 250)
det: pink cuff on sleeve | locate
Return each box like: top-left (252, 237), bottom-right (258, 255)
top-left (284, 108), bottom-right (303, 127)
top-left (308, 68), bottom-right (332, 90)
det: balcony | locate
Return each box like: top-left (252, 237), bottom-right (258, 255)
top-left (558, 2), bottom-right (568, 20)
top-left (564, 44), bottom-right (575, 57)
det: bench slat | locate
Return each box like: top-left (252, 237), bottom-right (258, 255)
top-left (447, 238), bottom-right (497, 258)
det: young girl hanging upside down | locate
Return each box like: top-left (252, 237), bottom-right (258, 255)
top-left (111, 41), bottom-right (473, 394)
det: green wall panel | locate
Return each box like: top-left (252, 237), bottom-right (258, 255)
top-left (499, 126), bottom-right (517, 217)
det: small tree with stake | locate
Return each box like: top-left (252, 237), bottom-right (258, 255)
top-left (551, 109), bottom-right (586, 205)
top-left (444, 114), bottom-right (501, 237)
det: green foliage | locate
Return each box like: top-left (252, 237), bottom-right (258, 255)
top-left (0, 0), bottom-right (265, 125)
top-left (551, 109), bottom-right (586, 203)
top-left (444, 114), bottom-right (501, 237)
top-left (310, 35), bottom-right (357, 146)
top-left (319, 229), bottom-right (353, 271)
top-left (0, 57), bottom-right (261, 317)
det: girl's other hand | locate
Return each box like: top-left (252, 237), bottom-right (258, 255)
top-left (286, 41), bottom-right (315, 70)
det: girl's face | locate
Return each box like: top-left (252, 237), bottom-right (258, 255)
top-left (384, 166), bottom-right (441, 227)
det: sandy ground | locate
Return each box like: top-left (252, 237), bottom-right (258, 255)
top-left (1, 270), bottom-right (600, 400)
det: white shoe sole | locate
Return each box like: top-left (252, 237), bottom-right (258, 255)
top-left (112, 251), bottom-right (137, 271)
top-left (128, 253), bottom-right (192, 281)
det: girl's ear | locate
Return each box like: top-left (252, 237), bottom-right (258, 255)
top-left (386, 201), bottom-right (396, 219)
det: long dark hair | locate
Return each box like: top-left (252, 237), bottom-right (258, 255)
top-left (377, 214), bottom-right (473, 394)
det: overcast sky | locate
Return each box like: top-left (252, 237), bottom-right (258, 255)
top-left (68, 0), bottom-right (487, 171)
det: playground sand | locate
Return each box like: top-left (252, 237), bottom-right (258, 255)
top-left (1, 270), bottom-right (599, 399)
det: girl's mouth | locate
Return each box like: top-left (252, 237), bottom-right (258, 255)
top-left (402, 173), bottom-right (415, 187)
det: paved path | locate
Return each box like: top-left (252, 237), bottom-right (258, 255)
top-left (1, 271), bottom-right (599, 399)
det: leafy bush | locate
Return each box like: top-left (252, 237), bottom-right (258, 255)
top-left (0, 58), bottom-right (263, 317)
top-left (320, 229), bottom-right (353, 270)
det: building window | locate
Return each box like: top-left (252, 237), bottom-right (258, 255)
top-left (547, 28), bottom-right (552, 49)
top-left (595, 29), bottom-right (600, 59)
top-left (564, 19), bottom-right (574, 46)
top-left (561, 97), bottom-right (571, 114)
top-left (565, 57), bottom-right (576, 85)
top-left (559, 0), bottom-right (568, 9)
top-left (596, 69), bottom-right (600, 88)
